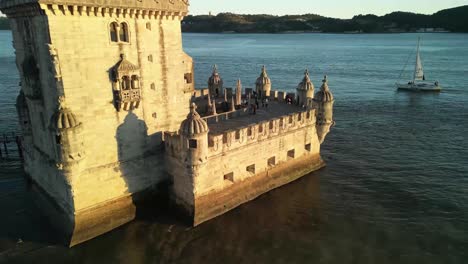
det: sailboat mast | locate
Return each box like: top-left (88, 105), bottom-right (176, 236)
top-left (413, 37), bottom-right (420, 82)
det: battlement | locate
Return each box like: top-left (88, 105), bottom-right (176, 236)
top-left (0, 0), bottom-right (189, 17)
top-left (206, 108), bottom-right (316, 156)
top-left (165, 105), bottom-right (315, 157)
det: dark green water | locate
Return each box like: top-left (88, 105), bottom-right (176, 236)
top-left (1, 32), bottom-right (468, 263)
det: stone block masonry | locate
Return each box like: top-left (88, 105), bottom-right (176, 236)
top-left (1, 0), bottom-right (194, 246)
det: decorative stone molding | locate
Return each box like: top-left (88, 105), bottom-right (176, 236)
top-left (1, 0), bottom-right (189, 19)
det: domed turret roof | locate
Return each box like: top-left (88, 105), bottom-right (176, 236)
top-left (297, 69), bottom-right (314, 91)
top-left (50, 98), bottom-right (81, 131)
top-left (180, 103), bottom-right (209, 136)
top-left (315, 76), bottom-right (334, 102)
top-left (114, 54), bottom-right (139, 73)
top-left (208, 65), bottom-right (223, 86)
top-left (256, 65), bottom-right (271, 86)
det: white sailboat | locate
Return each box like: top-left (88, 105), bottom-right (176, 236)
top-left (396, 38), bottom-right (441, 92)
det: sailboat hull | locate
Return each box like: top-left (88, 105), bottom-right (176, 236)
top-left (396, 82), bottom-right (442, 92)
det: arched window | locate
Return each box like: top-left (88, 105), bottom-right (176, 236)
top-left (121, 76), bottom-right (131, 90)
top-left (119, 22), bottom-right (129, 43)
top-left (110, 22), bottom-right (118, 42)
top-left (131, 75), bottom-right (139, 89)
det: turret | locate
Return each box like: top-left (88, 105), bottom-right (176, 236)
top-left (256, 65), bottom-right (271, 98)
top-left (297, 69), bottom-right (315, 107)
top-left (49, 97), bottom-right (85, 170)
top-left (314, 76), bottom-right (334, 144)
top-left (208, 65), bottom-right (223, 97)
top-left (179, 103), bottom-right (209, 166)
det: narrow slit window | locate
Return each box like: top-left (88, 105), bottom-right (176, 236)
top-left (55, 134), bottom-right (62, 144)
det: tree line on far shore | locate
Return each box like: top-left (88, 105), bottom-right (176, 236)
top-left (182, 5), bottom-right (468, 33)
top-left (1, 5), bottom-right (467, 33)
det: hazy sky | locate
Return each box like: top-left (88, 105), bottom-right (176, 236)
top-left (190, 0), bottom-right (468, 18)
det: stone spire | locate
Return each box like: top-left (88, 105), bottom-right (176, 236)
top-left (235, 79), bottom-right (242, 106)
top-left (208, 64), bottom-right (223, 97)
top-left (255, 65), bottom-right (272, 98)
top-left (230, 96), bottom-right (236, 112)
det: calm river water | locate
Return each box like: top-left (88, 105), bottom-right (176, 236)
top-left (1, 31), bottom-right (468, 263)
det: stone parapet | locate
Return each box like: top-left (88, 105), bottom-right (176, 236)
top-left (0, 0), bottom-right (189, 15)
top-left (207, 109), bottom-right (316, 156)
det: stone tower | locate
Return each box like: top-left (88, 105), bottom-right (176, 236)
top-left (314, 76), bottom-right (335, 143)
top-left (170, 103), bottom-right (209, 220)
top-left (255, 65), bottom-right (271, 98)
top-left (297, 69), bottom-right (315, 107)
top-left (0, 0), bottom-right (193, 246)
top-left (208, 64), bottom-right (223, 97)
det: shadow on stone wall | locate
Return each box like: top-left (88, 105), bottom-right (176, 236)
top-left (115, 111), bottom-right (181, 226)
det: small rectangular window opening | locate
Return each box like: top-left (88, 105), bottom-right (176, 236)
top-left (189, 139), bottom-right (197, 149)
top-left (246, 164), bottom-right (255, 174)
top-left (224, 172), bottom-right (234, 182)
top-left (268, 157), bottom-right (276, 167)
top-left (305, 144), bottom-right (311, 152)
top-left (287, 149), bottom-right (295, 160)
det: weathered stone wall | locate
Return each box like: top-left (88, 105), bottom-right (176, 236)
top-left (1, 0), bottom-right (193, 245)
top-left (38, 6), bottom-right (193, 212)
top-left (197, 110), bottom-right (320, 196)
top-left (165, 107), bottom-right (322, 223)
